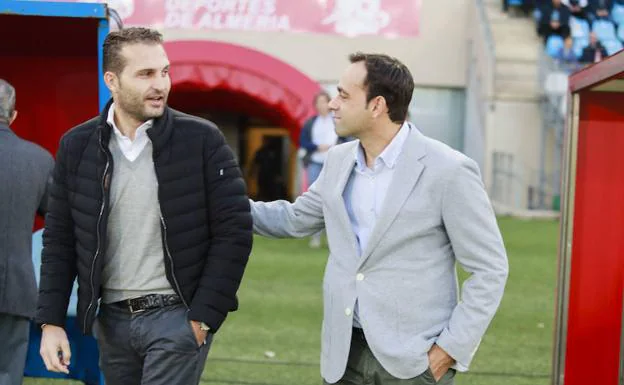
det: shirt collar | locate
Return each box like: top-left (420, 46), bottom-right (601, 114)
top-left (107, 102), bottom-right (153, 141)
top-left (354, 121), bottom-right (411, 171)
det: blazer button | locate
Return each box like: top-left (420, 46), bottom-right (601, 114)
top-left (345, 308), bottom-right (352, 316)
top-left (356, 273), bottom-right (364, 281)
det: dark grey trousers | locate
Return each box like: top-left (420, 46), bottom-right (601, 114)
top-left (94, 303), bottom-right (211, 385)
top-left (0, 313), bottom-right (29, 385)
top-left (325, 329), bottom-right (456, 385)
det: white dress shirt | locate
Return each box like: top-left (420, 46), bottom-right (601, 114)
top-left (107, 103), bottom-right (153, 162)
top-left (343, 122), bottom-right (410, 327)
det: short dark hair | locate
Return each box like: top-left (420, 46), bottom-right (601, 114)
top-left (348, 52), bottom-right (414, 123)
top-left (103, 27), bottom-right (164, 74)
top-left (313, 90), bottom-right (331, 106)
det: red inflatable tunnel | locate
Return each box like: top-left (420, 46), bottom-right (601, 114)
top-left (164, 40), bottom-right (321, 143)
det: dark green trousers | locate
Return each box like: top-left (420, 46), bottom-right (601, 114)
top-left (324, 328), bottom-right (456, 385)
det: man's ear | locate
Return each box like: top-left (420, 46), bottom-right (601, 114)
top-left (104, 71), bottom-right (119, 93)
top-left (371, 96), bottom-right (387, 119)
top-left (9, 110), bottom-right (17, 125)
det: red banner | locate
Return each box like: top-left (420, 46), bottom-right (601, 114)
top-left (64, 0), bottom-right (421, 37)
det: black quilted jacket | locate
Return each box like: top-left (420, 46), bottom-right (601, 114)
top-left (36, 100), bottom-right (253, 334)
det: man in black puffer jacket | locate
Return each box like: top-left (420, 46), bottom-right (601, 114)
top-left (37, 27), bottom-right (253, 385)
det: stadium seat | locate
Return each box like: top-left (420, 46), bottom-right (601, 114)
top-left (546, 35), bottom-right (565, 57)
top-left (570, 16), bottom-right (590, 39)
top-left (612, 3), bottom-right (624, 26)
top-left (603, 39), bottom-right (624, 55)
top-left (618, 23), bottom-right (624, 41)
top-left (593, 19), bottom-right (617, 41)
top-left (573, 37), bottom-right (589, 57)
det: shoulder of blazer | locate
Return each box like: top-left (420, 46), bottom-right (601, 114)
top-left (419, 133), bottom-right (475, 172)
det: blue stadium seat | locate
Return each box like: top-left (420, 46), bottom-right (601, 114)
top-left (612, 3), bottom-right (624, 25)
top-left (546, 35), bottom-right (565, 57)
top-left (618, 23), bottom-right (624, 41)
top-left (603, 39), bottom-right (624, 55)
top-left (570, 16), bottom-right (590, 39)
top-left (573, 37), bottom-right (590, 57)
top-left (593, 19), bottom-right (617, 41)
top-left (507, 0), bottom-right (523, 5)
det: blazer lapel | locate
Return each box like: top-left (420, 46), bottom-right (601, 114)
top-left (333, 147), bottom-right (358, 252)
top-left (358, 128), bottom-right (428, 265)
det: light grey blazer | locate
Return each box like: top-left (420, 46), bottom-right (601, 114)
top-left (251, 127), bottom-right (509, 383)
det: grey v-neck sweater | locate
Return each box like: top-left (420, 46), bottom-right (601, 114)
top-left (101, 137), bottom-right (175, 304)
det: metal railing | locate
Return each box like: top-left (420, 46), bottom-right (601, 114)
top-left (475, 0), bottom-right (497, 98)
top-left (536, 52), bottom-right (576, 210)
top-left (490, 150), bottom-right (557, 210)
top-left (464, 0), bottom-right (498, 172)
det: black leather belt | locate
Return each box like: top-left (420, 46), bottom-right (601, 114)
top-left (115, 294), bottom-right (182, 314)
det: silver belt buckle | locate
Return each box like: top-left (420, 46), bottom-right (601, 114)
top-left (128, 299), bottom-right (146, 314)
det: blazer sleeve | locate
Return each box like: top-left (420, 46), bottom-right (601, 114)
top-left (435, 158), bottom-right (509, 369)
top-left (251, 154), bottom-right (326, 238)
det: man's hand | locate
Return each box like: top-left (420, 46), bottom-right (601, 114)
top-left (190, 320), bottom-right (208, 347)
top-left (427, 344), bottom-right (455, 382)
top-left (317, 144), bottom-right (331, 153)
top-left (551, 20), bottom-right (561, 29)
top-left (40, 325), bottom-right (71, 374)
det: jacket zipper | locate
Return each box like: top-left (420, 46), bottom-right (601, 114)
top-left (84, 138), bottom-right (110, 331)
top-left (160, 213), bottom-right (189, 309)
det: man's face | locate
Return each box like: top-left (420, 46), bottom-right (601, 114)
top-left (108, 43), bottom-right (171, 122)
top-left (328, 62), bottom-right (374, 138)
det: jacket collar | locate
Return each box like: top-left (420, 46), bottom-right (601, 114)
top-left (97, 98), bottom-right (173, 153)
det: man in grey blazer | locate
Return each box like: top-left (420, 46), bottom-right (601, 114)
top-left (251, 53), bottom-right (509, 385)
top-left (0, 79), bottom-right (55, 385)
